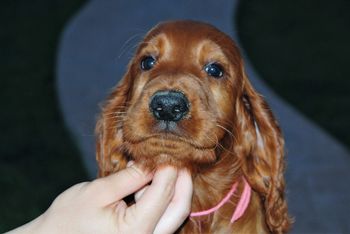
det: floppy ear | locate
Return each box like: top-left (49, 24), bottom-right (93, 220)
top-left (234, 67), bottom-right (292, 233)
top-left (95, 67), bottom-right (133, 177)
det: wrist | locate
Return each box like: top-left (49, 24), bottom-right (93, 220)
top-left (6, 214), bottom-right (47, 234)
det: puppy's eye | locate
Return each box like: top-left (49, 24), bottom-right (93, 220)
top-left (204, 63), bottom-right (224, 78)
top-left (141, 56), bottom-right (156, 71)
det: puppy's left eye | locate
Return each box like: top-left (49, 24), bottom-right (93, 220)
top-left (141, 56), bottom-right (156, 71)
top-left (204, 63), bottom-right (224, 78)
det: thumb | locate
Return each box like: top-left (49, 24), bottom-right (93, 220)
top-left (94, 163), bottom-right (153, 203)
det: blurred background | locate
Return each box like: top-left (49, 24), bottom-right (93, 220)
top-left (0, 1), bottom-right (88, 231)
top-left (237, 0), bottom-right (350, 148)
top-left (1, 0), bottom-right (349, 232)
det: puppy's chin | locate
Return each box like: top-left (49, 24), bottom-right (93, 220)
top-left (123, 138), bottom-right (217, 171)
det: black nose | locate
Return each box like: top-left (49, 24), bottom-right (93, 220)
top-left (149, 90), bottom-right (190, 122)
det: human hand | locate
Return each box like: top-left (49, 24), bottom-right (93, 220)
top-left (7, 164), bottom-right (193, 234)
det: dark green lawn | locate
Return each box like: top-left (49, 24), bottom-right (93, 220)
top-left (0, 1), bottom-right (87, 232)
top-left (237, 0), bottom-right (350, 148)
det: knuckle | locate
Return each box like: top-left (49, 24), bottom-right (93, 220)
top-left (181, 205), bottom-right (191, 219)
top-left (161, 179), bottom-right (176, 200)
top-left (126, 165), bottom-right (146, 180)
top-left (89, 179), bottom-right (105, 190)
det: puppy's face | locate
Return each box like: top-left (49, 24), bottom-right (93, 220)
top-left (120, 22), bottom-right (243, 168)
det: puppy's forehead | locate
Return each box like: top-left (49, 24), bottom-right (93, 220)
top-left (142, 33), bottom-right (173, 57)
top-left (139, 21), bottom-right (240, 64)
top-left (144, 34), bottom-right (222, 59)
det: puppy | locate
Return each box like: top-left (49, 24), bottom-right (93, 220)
top-left (96, 20), bottom-right (291, 233)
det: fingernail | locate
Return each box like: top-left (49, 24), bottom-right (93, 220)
top-left (128, 162), bottom-right (154, 180)
top-left (157, 166), bottom-right (178, 179)
top-left (127, 161), bottom-right (135, 167)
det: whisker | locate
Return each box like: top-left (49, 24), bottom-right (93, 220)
top-left (216, 124), bottom-right (235, 140)
top-left (200, 131), bottom-right (235, 157)
top-left (105, 117), bottom-right (126, 122)
top-left (103, 114), bottom-right (126, 118)
top-left (104, 112), bottom-right (127, 117)
top-left (104, 111), bottom-right (127, 114)
top-left (118, 33), bottom-right (144, 58)
top-left (102, 110), bottom-right (126, 115)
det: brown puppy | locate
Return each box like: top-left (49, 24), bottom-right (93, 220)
top-left (96, 20), bottom-right (291, 233)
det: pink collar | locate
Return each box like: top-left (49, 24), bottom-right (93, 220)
top-left (190, 177), bottom-right (251, 223)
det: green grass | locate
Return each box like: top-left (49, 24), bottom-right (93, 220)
top-left (0, 1), bottom-right (87, 232)
top-left (236, 0), bottom-right (350, 148)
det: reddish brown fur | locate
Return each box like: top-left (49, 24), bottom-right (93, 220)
top-left (96, 20), bottom-right (292, 233)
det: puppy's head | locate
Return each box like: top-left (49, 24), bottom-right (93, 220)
top-left (99, 21), bottom-right (244, 169)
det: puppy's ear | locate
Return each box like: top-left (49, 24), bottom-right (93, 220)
top-left (95, 66), bottom-right (134, 177)
top-left (234, 66), bottom-right (292, 233)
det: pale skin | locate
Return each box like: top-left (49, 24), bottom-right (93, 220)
top-left (6, 164), bottom-right (193, 234)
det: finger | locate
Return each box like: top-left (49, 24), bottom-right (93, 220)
top-left (134, 185), bottom-right (149, 202)
top-left (129, 167), bottom-right (178, 231)
top-left (93, 164), bottom-right (153, 203)
top-left (154, 169), bottom-right (193, 234)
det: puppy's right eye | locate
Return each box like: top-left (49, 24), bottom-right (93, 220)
top-left (204, 62), bottom-right (224, 78)
top-left (140, 56), bottom-right (156, 71)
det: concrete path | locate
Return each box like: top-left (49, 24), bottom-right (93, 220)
top-left (56, 1), bottom-right (350, 233)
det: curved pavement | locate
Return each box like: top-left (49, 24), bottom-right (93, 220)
top-left (56, 1), bottom-right (350, 233)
